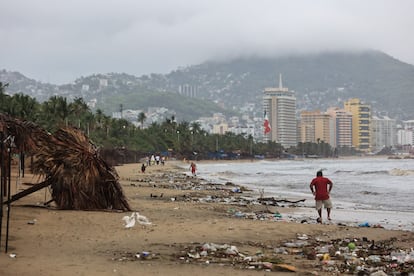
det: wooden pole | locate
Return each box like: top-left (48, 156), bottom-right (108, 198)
top-left (3, 180), bottom-right (50, 205)
top-left (0, 132), bottom-right (4, 250)
top-left (5, 141), bottom-right (12, 252)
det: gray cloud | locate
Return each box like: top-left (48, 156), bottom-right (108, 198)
top-left (1, 0), bottom-right (413, 84)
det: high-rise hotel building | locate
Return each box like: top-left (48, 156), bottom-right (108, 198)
top-left (263, 75), bottom-right (297, 148)
top-left (344, 98), bottom-right (371, 152)
top-left (371, 116), bottom-right (397, 152)
top-left (326, 107), bottom-right (353, 148)
top-left (299, 110), bottom-right (333, 145)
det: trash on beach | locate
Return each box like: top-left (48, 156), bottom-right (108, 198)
top-left (9, 253), bottom-right (16, 258)
top-left (347, 242), bottom-right (356, 250)
top-left (112, 250), bottom-right (158, 261)
top-left (122, 212), bottom-right (152, 228)
top-left (358, 221), bottom-right (371, 227)
top-left (273, 264), bottom-right (296, 272)
top-left (108, 236), bottom-right (414, 274)
top-left (231, 187), bottom-right (241, 193)
top-left (176, 242), bottom-right (284, 271)
top-left (27, 219), bottom-right (37, 225)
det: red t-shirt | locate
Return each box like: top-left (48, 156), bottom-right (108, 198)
top-left (310, 176), bottom-right (332, 200)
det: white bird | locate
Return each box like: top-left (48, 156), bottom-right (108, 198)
top-left (135, 212), bottom-right (152, 226)
top-left (122, 212), bottom-right (152, 228)
top-left (122, 214), bottom-right (136, 228)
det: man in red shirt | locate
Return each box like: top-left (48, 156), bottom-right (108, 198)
top-left (310, 170), bottom-right (333, 223)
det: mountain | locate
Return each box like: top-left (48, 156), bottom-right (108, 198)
top-left (160, 50), bottom-right (414, 119)
top-left (0, 71), bottom-right (230, 121)
top-left (2, 50), bottom-right (414, 120)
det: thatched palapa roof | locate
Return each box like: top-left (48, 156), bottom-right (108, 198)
top-left (0, 113), bottom-right (131, 211)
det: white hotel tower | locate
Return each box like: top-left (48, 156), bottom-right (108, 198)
top-left (263, 74), bottom-right (297, 148)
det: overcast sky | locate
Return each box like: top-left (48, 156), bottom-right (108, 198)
top-left (1, 0), bottom-right (413, 84)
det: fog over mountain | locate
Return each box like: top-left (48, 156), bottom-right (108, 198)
top-left (2, 50), bottom-right (414, 121)
top-left (1, 0), bottom-right (413, 84)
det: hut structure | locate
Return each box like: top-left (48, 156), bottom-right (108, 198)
top-left (0, 113), bottom-right (131, 211)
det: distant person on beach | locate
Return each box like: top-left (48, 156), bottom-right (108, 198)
top-left (189, 162), bottom-right (197, 176)
top-left (310, 170), bottom-right (333, 223)
top-left (141, 163), bottom-right (146, 173)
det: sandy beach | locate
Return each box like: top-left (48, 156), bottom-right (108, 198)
top-left (1, 160), bottom-right (414, 275)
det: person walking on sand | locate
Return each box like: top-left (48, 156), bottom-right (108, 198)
top-left (310, 170), bottom-right (333, 223)
top-left (189, 162), bottom-right (197, 176)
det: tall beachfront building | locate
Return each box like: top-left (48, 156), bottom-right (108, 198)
top-left (371, 115), bottom-right (397, 152)
top-left (344, 98), bottom-right (371, 152)
top-left (299, 110), bottom-right (333, 145)
top-left (326, 107), bottom-right (353, 149)
top-left (263, 74), bottom-right (297, 148)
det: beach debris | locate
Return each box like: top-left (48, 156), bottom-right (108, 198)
top-left (106, 235), bottom-right (414, 274)
top-left (274, 235), bottom-right (414, 274)
top-left (358, 221), bottom-right (371, 227)
top-left (122, 212), bottom-right (152, 228)
top-left (9, 253), bottom-right (16, 258)
top-left (176, 242), bottom-right (283, 270)
top-left (111, 250), bottom-right (158, 261)
top-left (150, 193), bottom-right (163, 198)
top-left (257, 197), bottom-right (306, 206)
top-left (231, 187), bottom-right (241, 193)
top-left (273, 264), bottom-right (296, 272)
top-left (227, 209), bottom-right (284, 221)
top-left (138, 251), bottom-right (151, 259)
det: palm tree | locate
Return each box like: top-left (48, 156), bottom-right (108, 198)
top-left (137, 112), bottom-right (146, 129)
top-left (40, 96), bottom-right (70, 130)
top-left (9, 93), bottom-right (39, 121)
top-left (0, 82), bottom-right (10, 112)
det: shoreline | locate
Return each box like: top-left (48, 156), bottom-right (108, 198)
top-left (1, 160), bottom-right (414, 275)
top-left (180, 158), bottom-right (414, 231)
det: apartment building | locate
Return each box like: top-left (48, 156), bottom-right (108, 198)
top-left (263, 74), bottom-right (297, 148)
top-left (344, 98), bottom-right (371, 152)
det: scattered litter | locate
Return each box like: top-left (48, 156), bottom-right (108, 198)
top-left (358, 221), bottom-right (371, 227)
top-left (273, 264), bottom-right (296, 272)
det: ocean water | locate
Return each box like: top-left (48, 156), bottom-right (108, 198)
top-left (188, 157), bottom-right (414, 230)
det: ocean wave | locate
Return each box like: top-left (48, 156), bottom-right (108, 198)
top-left (334, 170), bottom-right (390, 175)
top-left (333, 170), bottom-right (354, 174)
top-left (214, 171), bottom-right (244, 177)
top-left (389, 168), bottom-right (414, 176)
top-left (360, 190), bottom-right (380, 195)
top-left (357, 170), bottom-right (389, 175)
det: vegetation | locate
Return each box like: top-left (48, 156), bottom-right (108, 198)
top-left (1, 82), bottom-right (352, 162)
top-left (97, 87), bottom-right (233, 121)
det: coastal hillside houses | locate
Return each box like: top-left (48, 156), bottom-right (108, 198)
top-left (113, 96), bottom-right (412, 155)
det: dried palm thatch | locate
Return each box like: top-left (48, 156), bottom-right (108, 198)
top-left (0, 113), bottom-right (131, 211)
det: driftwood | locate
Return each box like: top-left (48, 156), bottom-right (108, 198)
top-left (257, 197), bottom-right (306, 206)
top-left (3, 181), bottom-right (50, 205)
